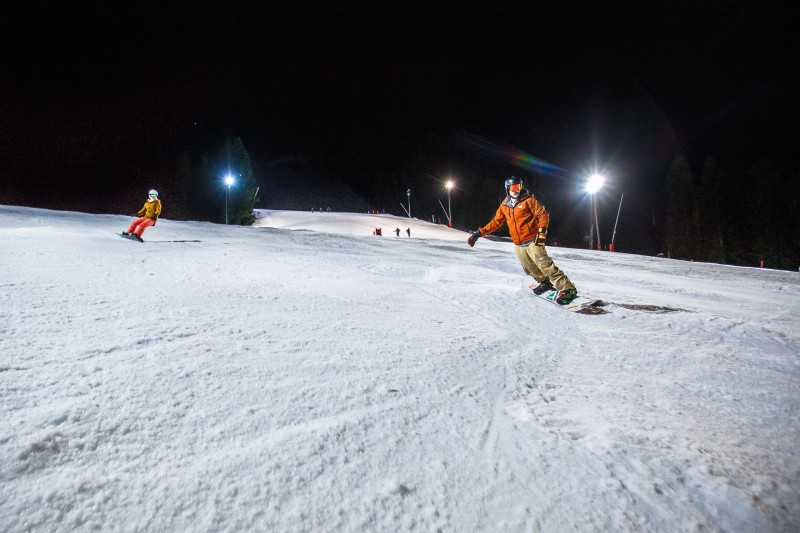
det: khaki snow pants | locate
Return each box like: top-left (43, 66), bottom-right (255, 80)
top-left (515, 244), bottom-right (575, 291)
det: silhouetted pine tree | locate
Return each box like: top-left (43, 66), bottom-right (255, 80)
top-left (697, 157), bottom-right (730, 263)
top-left (789, 171), bottom-right (800, 271)
top-left (663, 154), bottom-right (698, 259)
top-left (222, 137), bottom-right (257, 225)
top-left (747, 160), bottom-right (791, 269)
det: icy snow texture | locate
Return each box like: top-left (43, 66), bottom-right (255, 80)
top-left (1, 206), bottom-right (798, 532)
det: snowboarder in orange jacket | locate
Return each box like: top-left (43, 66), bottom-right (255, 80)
top-left (467, 176), bottom-right (578, 305)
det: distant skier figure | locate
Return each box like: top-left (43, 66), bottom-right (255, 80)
top-left (395, 228), bottom-right (400, 236)
top-left (406, 228), bottom-right (410, 237)
top-left (123, 189), bottom-right (161, 242)
top-left (467, 176), bottom-right (578, 305)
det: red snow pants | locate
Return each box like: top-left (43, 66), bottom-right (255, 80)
top-left (127, 217), bottom-right (155, 236)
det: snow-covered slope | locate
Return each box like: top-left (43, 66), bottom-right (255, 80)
top-left (2, 205), bottom-right (798, 532)
top-left (252, 209), bottom-right (467, 240)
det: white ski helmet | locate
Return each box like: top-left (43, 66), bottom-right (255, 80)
top-left (148, 189), bottom-right (158, 199)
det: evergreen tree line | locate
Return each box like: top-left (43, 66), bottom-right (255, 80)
top-left (663, 154), bottom-right (800, 271)
top-left (162, 135), bottom-right (799, 272)
top-left (168, 137), bottom-right (258, 226)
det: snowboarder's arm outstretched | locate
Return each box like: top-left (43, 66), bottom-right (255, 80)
top-left (468, 204), bottom-right (506, 247)
top-left (479, 205), bottom-right (507, 236)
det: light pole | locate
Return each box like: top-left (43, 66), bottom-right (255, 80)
top-left (446, 180), bottom-right (454, 228)
top-left (407, 189), bottom-right (411, 218)
top-left (224, 174), bottom-right (235, 224)
top-left (610, 193), bottom-right (623, 252)
top-left (585, 173), bottom-right (605, 251)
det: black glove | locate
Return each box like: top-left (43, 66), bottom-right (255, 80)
top-left (535, 227), bottom-right (547, 247)
top-left (467, 229), bottom-right (482, 247)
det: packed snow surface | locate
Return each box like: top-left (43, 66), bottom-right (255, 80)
top-left (2, 206), bottom-right (799, 532)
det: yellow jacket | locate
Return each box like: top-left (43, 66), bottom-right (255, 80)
top-left (137, 199), bottom-right (162, 222)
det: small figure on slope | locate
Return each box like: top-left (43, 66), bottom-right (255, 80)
top-left (123, 189), bottom-right (161, 242)
top-left (467, 176), bottom-right (578, 305)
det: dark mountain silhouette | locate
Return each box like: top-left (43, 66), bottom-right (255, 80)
top-left (259, 156), bottom-right (372, 213)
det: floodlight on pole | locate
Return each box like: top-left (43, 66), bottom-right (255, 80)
top-left (585, 173), bottom-right (605, 250)
top-left (585, 173), bottom-right (605, 194)
top-left (445, 180), bottom-right (454, 228)
top-left (400, 189), bottom-right (412, 218)
top-left (224, 174), bottom-right (235, 225)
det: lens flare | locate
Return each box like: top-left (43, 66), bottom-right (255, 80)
top-left (464, 134), bottom-right (565, 177)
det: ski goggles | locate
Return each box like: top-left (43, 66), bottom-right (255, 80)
top-left (149, 193), bottom-right (158, 198)
top-left (508, 183), bottom-right (522, 193)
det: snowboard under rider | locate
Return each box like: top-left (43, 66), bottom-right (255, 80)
top-left (467, 176), bottom-right (578, 305)
top-left (123, 189), bottom-right (161, 241)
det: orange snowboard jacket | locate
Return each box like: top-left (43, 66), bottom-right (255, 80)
top-left (479, 190), bottom-right (549, 245)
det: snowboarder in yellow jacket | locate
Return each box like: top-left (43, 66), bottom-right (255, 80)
top-left (124, 189), bottom-right (161, 241)
top-left (467, 176), bottom-right (578, 305)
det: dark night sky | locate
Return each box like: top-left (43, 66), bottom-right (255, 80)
top-left (2, 0), bottom-right (798, 225)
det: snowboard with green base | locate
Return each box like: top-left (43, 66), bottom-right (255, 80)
top-left (117, 232), bottom-right (143, 243)
top-left (529, 285), bottom-right (608, 315)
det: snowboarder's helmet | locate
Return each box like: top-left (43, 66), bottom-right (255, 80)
top-left (504, 176), bottom-right (522, 195)
top-left (148, 189), bottom-right (158, 198)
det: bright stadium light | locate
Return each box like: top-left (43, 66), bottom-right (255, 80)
top-left (446, 179), bottom-right (455, 228)
top-left (585, 173), bottom-right (605, 194)
top-left (585, 173), bottom-right (606, 250)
